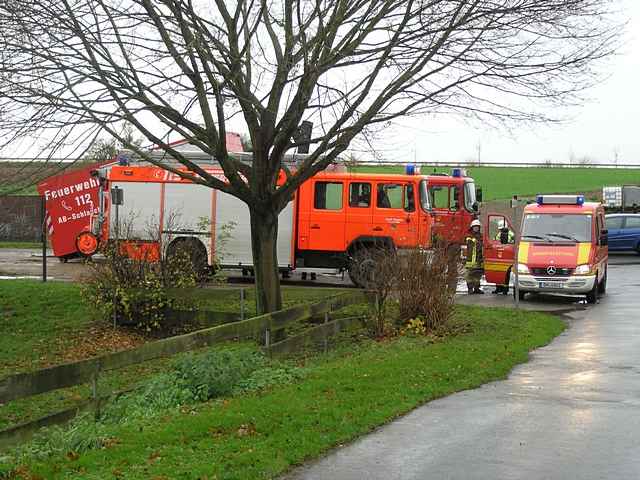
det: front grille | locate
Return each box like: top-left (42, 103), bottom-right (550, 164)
top-left (531, 267), bottom-right (574, 277)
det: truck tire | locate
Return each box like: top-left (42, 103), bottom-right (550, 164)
top-left (586, 276), bottom-right (598, 304)
top-left (597, 268), bottom-right (607, 295)
top-left (348, 248), bottom-right (376, 288)
top-left (166, 238), bottom-right (208, 280)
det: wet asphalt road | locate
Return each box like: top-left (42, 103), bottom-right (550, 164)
top-left (284, 258), bottom-right (640, 480)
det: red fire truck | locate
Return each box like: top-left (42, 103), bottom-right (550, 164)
top-left (84, 154), bottom-right (480, 286)
top-left (37, 161), bottom-right (115, 261)
top-left (36, 134), bottom-right (243, 261)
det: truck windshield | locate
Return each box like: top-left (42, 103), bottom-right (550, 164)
top-left (522, 214), bottom-right (592, 243)
top-left (419, 180), bottom-right (431, 212)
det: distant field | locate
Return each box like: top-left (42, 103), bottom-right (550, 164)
top-left (4, 163), bottom-right (640, 201)
top-left (355, 165), bottom-right (640, 201)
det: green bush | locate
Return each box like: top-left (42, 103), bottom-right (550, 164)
top-left (82, 243), bottom-right (197, 331)
top-left (171, 348), bottom-right (265, 401)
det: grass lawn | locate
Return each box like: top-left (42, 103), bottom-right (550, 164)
top-left (0, 242), bottom-right (43, 249)
top-left (0, 280), bottom-right (357, 430)
top-left (355, 165), bottom-right (640, 201)
top-left (174, 285), bottom-right (356, 317)
top-left (2, 305), bottom-right (565, 479)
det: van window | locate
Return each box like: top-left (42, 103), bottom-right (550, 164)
top-left (624, 217), bottom-right (640, 229)
top-left (349, 183), bottom-right (371, 208)
top-left (314, 182), bottom-right (343, 210)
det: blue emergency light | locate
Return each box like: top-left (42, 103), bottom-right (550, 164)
top-left (452, 168), bottom-right (462, 178)
top-left (536, 195), bottom-right (585, 206)
top-left (405, 164), bottom-right (420, 175)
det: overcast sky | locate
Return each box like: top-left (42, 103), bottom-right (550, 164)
top-left (358, 0), bottom-right (640, 166)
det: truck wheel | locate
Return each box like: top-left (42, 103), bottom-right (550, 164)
top-left (597, 268), bottom-right (607, 295)
top-left (166, 238), bottom-right (208, 280)
top-left (586, 277), bottom-right (598, 304)
top-left (348, 249), bottom-right (376, 288)
top-left (518, 290), bottom-right (527, 301)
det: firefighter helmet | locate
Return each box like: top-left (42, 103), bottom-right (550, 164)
top-left (470, 219), bottom-right (482, 229)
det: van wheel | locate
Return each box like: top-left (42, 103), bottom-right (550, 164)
top-left (586, 277), bottom-right (598, 304)
top-left (516, 290), bottom-right (527, 301)
top-left (348, 249), bottom-right (376, 288)
top-left (597, 268), bottom-right (607, 295)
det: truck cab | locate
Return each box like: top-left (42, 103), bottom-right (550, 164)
top-left (514, 195), bottom-right (608, 304)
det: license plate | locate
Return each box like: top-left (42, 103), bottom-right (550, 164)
top-left (539, 281), bottom-right (563, 289)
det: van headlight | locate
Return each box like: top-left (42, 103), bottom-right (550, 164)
top-left (574, 264), bottom-right (591, 275)
top-left (517, 263), bottom-right (530, 274)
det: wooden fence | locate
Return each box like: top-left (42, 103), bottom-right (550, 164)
top-left (0, 291), bottom-right (368, 450)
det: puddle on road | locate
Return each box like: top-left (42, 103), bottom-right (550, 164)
top-left (0, 275), bottom-right (46, 280)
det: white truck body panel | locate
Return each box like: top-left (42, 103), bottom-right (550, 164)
top-left (109, 180), bottom-right (295, 269)
top-left (215, 191), bottom-right (294, 268)
top-left (111, 182), bottom-right (162, 238)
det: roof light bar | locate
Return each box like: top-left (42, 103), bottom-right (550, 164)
top-left (536, 195), bottom-right (585, 206)
top-left (452, 168), bottom-right (466, 178)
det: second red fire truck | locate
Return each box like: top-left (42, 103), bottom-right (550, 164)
top-left (78, 151), bottom-right (481, 286)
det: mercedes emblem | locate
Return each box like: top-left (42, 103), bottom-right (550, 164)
top-left (546, 266), bottom-right (557, 276)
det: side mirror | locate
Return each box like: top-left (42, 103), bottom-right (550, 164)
top-left (472, 201), bottom-right (479, 213)
top-left (476, 187), bottom-right (483, 203)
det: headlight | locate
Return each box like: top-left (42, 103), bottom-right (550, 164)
top-left (516, 263), bottom-right (530, 274)
top-left (574, 264), bottom-right (591, 275)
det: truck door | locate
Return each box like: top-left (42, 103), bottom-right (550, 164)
top-left (372, 182), bottom-right (418, 247)
top-left (345, 181), bottom-right (374, 247)
top-left (429, 183), bottom-right (463, 244)
top-left (307, 180), bottom-right (346, 251)
top-left (484, 214), bottom-right (516, 286)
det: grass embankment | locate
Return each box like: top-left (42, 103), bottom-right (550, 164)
top-left (0, 242), bottom-right (42, 249)
top-left (0, 280), bottom-right (356, 430)
top-left (2, 303), bottom-right (564, 479)
top-left (356, 165), bottom-right (640, 201)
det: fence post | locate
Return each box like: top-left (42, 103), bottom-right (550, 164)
top-left (265, 324), bottom-right (271, 358)
top-left (323, 311), bottom-right (329, 353)
top-left (240, 288), bottom-right (245, 320)
top-left (91, 371), bottom-right (100, 421)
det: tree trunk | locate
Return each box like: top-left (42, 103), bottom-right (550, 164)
top-left (250, 207), bottom-right (282, 314)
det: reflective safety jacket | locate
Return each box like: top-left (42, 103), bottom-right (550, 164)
top-left (494, 229), bottom-right (515, 244)
top-left (465, 236), bottom-right (484, 269)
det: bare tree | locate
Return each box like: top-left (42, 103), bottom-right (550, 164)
top-left (0, 0), bottom-right (620, 313)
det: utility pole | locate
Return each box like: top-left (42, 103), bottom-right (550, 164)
top-left (511, 195), bottom-right (519, 308)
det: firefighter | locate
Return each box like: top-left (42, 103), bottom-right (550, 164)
top-left (493, 226), bottom-right (513, 295)
top-left (494, 226), bottom-right (515, 244)
top-left (465, 219), bottom-right (484, 294)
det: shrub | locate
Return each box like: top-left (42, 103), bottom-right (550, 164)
top-left (82, 241), bottom-right (197, 331)
top-left (353, 246), bottom-right (399, 337)
top-left (395, 246), bottom-right (459, 331)
top-left (360, 245), bottom-right (459, 336)
top-left (171, 348), bottom-right (264, 401)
